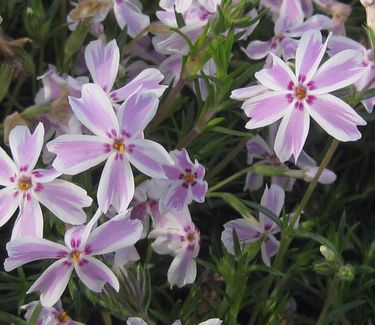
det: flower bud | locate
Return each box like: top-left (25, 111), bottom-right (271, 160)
top-left (313, 261), bottom-right (333, 275)
top-left (361, 0), bottom-right (375, 31)
top-left (303, 167), bottom-right (337, 184)
top-left (320, 245), bottom-right (336, 262)
top-left (3, 112), bottom-right (30, 145)
top-left (338, 264), bottom-right (355, 282)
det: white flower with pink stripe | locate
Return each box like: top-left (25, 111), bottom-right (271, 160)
top-left (0, 123), bottom-right (92, 239)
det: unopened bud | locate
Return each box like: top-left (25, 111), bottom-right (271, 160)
top-left (320, 245), bottom-right (336, 262)
top-left (338, 264), bottom-right (355, 281)
top-left (313, 261), bottom-right (333, 275)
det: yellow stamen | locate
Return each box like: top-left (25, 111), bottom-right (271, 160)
top-left (113, 141), bottom-right (125, 153)
top-left (295, 86), bottom-right (306, 100)
top-left (187, 233), bottom-right (196, 242)
top-left (71, 250), bottom-right (80, 264)
top-left (18, 178), bottom-right (32, 191)
top-left (183, 173), bottom-right (195, 184)
top-left (57, 311), bottom-right (69, 323)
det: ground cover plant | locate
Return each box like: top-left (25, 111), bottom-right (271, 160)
top-left (1, 0), bottom-right (375, 324)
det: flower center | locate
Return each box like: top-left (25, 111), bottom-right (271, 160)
top-left (57, 311), bottom-right (69, 323)
top-left (18, 177), bottom-right (32, 191)
top-left (112, 139), bottom-right (125, 153)
top-left (295, 86), bottom-right (306, 100)
top-left (184, 172), bottom-right (196, 184)
top-left (71, 250), bottom-right (81, 264)
top-left (187, 232), bottom-right (196, 242)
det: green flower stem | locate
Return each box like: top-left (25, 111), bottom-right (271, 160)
top-left (146, 77), bottom-right (187, 135)
top-left (121, 26), bottom-right (150, 57)
top-left (207, 165), bottom-right (255, 193)
top-left (207, 138), bottom-right (248, 179)
top-left (29, 302), bottom-right (42, 325)
top-left (316, 276), bottom-right (340, 325)
top-left (249, 138), bottom-right (339, 325)
top-left (177, 109), bottom-right (216, 149)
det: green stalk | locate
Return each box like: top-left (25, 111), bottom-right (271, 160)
top-left (316, 276), bottom-right (340, 325)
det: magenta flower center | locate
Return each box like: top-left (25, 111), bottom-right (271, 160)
top-left (18, 177), bottom-right (32, 191)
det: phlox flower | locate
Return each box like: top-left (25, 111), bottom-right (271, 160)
top-left (0, 123), bottom-right (92, 239)
top-left (47, 83), bottom-right (173, 213)
top-left (4, 209), bottom-right (143, 307)
top-left (84, 39), bottom-right (167, 104)
top-left (222, 184), bottom-right (285, 266)
top-left (68, 0), bottom-right (150, 38)
top-left (328, 35), bottom-right (375, 113)
top-left (244, 0), bottom-right (333, 61)
top-left (158, 149), bottom-right (208, 210)
top-left (243, 129), bottom-right (336, 191)
top-left (22, 300), bottom-right (83, 325)
top-left (240, 30), bottom-right (366, 162)
top-left (148, 207), bottom-right (200, 287)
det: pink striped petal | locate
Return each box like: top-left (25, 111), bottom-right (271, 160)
top-left (47, 135), bottom-right (111, 175)
top-left (11, 197), bottom-right (43, 239)
top-left (32, 168), bottom-right (61, 183)
top-left (244, 92), bottom-right (291, 129)
top-left (311, 49), bottom-right (365, 94)
top-left (97, 154), bottom-right (134, 213)
top-left (85, 39), bottom-right (119, 92)
top-left (110, 68), bottom-right (167, 102)
top-left (0, 147), bottom-right (17, 186)
top-left (259, 184), bottom-right (284, 233)
top-left (286, 15), bottom-right (333, 37)
top-left (9, 123), bottom-right (44, 172)
top-left (117, 93), bottom-right (159, 139)
top-left (191, 181), bottom-right (207, 203)
top-left (221, 219), bottom-right (262, 255)
top-left (168, 246), bottom-right (197, 287)
top-left (75, 256), bottom-right (119, 292)
top-left (34, 179), bottom-right (91, 225)
top-left (306, 94), bottom-right (366, 141)
top-left (0, 187), bottom-right (18, 228)
top-left (85, 210), bottom-right (142, 255)
top-left (274, 105), bottom-right (310, 162)
top-left (126, 139), bottom-right (173, 178)
top-left (27, 259), bottom-right (73, 307)
top-left (243, 40), bottom-right (272, 60)
top-left (4, 237), bottom-right (68, 271)
top-left (255, 54), bottom-right (297, 91)
top-left (231, 85), bottom-right (267, 101)
top-left (113, 0), bottom-right (150, 38)
top-left (295, 30), bottom-right (327, 82)
top-left (163, 182), bottom-right (191, 210)
top-left (328, 35), bottom-right (365, 56)
top-left (261, 234), bottom-right (280, 266)
top-left (69, 84), bottom-right (119, 137)
top-left (274, 0), bottom-right (304, 34)
top-left (246, 135), bottom-right (272, 164)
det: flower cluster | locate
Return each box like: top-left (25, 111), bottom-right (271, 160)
top-left (1, 0), bottom-right (373, 323)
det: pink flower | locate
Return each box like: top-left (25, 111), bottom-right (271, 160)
top-left (84, 39), bottom-right (167, 103)
top-left (4, 209), bottom-right (143, 307)
top-left (243, 129), bottom-right (336, 191)
top-left (68, 0), bottom-right (150, 38)
top-left (245, 0), bottom-right (333, 61)
top-left (240, 30), bottom-right (366, 162)
top-left (158, 149), bottom-right (208, 210)
top-left (0, 123), bottom-right (92, 239)
top-left (148, 207), bottom-right (200, 287)
top-left (22, 300), bottom-right (83, 325)
top-left (328, 35), bottom-right (375, 113)
top-left (221, 184), bottom-right (285, 266)
top-left (47, 84), bottom-right (173, 213)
